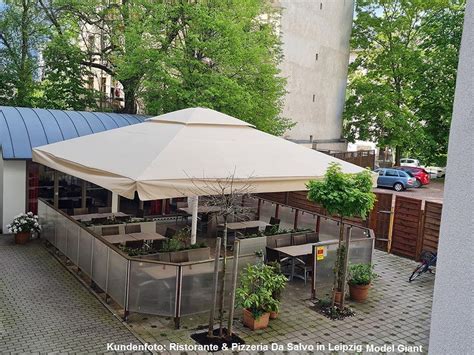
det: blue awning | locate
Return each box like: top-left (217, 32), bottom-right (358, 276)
top-left (0, 106), bottom-right (148, 159)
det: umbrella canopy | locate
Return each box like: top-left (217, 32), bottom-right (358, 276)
top-left (32, 107), bottom-right (370, 200)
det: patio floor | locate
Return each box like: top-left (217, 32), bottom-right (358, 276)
top-left (127, 250), bottom-right (434, 354)
top-left (0, 235), bottom-right (143, 354)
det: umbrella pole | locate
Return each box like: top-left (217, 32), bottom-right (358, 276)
top-left (190, 196), bottom-right (199, 245)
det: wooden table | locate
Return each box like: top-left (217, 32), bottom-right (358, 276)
top-left (178, 206), bottom-right (221, 214)
top-left (102, 232), bottom-right (166, 244)
top-left (101, 234), bottom-right (137, 244)
top-left (71, 212), bottom-right (129, 221)
top-left (129, 232), bottom-right (167, 241)
top-left (273, 239), bottom-right (338, 281)
top-left (220, 220), bottom-right (270, 231)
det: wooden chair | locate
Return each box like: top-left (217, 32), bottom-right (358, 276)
top-left (101, 226), bottom-right (119, 236)
top-left (98, 207), bottom-right (112, 213)
top-left (73, 207), bottom-right (88, 215)
top-left (125, 239), bottom-right (144, 249)
top-left (275, 237), bottom-right (291, 248)
top-left (292, 234), bottom-right (307, 245)
top-left (125, 224), bottom-right (141, 234)
top-left (269, 217), bottom-right (280, 229)
top-left (306, 232), bottom-right (319, 244)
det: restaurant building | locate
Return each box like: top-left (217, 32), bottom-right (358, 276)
top-left (0, 106), bottom-right (149, 232)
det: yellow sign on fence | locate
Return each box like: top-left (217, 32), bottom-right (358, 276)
top-left (316, 246), bottom-right (327, 260)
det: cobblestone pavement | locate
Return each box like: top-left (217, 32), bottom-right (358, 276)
top-left (0, 235), bottom-right (142, 354)
top-left (128, 251), bottom-right (434, 355)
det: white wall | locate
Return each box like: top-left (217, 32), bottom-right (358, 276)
top-left (1, 160), bottom-right (27, 233)
top-left (277, 0), bottom-right (354, 144)
top-left (428, 1), bottom-right (473, 353)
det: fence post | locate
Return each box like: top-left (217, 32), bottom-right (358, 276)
top-left (208, 237), bottom-right (221, 337)
top-left (256, 199), bottom-right (261, 220)
top-left (311, 244), bottom-right (317, 299)
top-left (123, 260), bottom-right (131, 321)
top-left (174, 266), bottom-right (183, 329)
top-left (387, 206), bottom-right (395, 253)
top-left (227, 240), bottom-right (240, 336)
top-left (293, 209), bottom-right (299, 230)
top-left (315, 215), bottom-right (321, 239)
top-left (415, 209), bottom-right (426, 261)
top-left (275, 204), bottom-right (280, 219)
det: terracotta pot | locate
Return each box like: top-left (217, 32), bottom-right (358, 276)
top-left (15, 231), bottom-right (30, 245)
top-left (334, 291), bottom-right (343, 306)
top-left (270, 311), bottom-right (278, 319)
top-left (242, 309), bottom-right (270, 330)
top-left (349, 283), bottom-right (370, 302)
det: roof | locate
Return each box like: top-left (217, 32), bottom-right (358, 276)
top-left (0, 106), bottom-right (148, 160)
top-left (32, 107), bottom-right (372, 200)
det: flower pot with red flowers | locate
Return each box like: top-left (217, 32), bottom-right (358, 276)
top-left (7, 212), bottom-right (41, 245)
top-left (348, 263), bottom-right (378, 302)
top-left (236, 264), bottom-right (287, 330)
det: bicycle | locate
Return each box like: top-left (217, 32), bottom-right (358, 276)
top-left (409, 250), bottom-right (437, 282)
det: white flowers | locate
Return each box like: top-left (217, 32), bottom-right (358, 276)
top-left (7, 212), bottom-right (41, 234)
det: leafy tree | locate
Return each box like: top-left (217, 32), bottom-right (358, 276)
top-left (343, 0), bottom-right (464, 165)
top-left (0, 0), bottom-right (49, 106)
top-left (38, 35), bottom-right (99, 110)
top-left (135, 0), bottom-right (290, 135)
top-left (307, 163), bottom-right (375, 308)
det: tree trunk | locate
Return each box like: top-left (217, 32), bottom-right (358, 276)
top-left (395, 146), bottom-right (402, 166)
top-left (120, 77), bottom-right (140, 114)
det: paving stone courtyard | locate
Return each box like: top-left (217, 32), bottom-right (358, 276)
top-left (0, 235), bottom-right (142, 354)
top-left (126, 250), bottom-right (434, 355)
top-left (0, 232), bottom-right (434, 354)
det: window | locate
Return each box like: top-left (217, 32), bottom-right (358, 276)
top-left (88, 34), bottom-right (95, 50)
top-left (100, 77), bottom-right (107, 94)
top-left (386, 170), bottom-right (399, 177)
top-left (87, 76), bottom-right (94, 89)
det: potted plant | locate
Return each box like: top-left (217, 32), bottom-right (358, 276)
top-left (267, 262), bottom-right (287, 319)
top-left (347, 263), bottom-right (378, 302)
top-left (7, 212), bottom-right (41, 245)
top-left (236, 264), bottom-right (286, 330)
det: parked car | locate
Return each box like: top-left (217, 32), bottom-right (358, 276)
top-left (394, 166), bottom-right (430, 188)
top-left (423, 166), bottom-right (446, 179)
top-left (374, 168), bottom-right (416, 191)
top-left (400, 158), bottom-right (420, 167)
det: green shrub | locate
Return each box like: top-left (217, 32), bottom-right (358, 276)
top-left (348, 263), bottom-right (378, 286)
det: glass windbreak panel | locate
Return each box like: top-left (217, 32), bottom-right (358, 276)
top-left (87, 182), bottom-right (110, 211)
top-left (107, 249), bottom-right (128, 307)
top-left (55, 217), bottom-right (68, 253)
top-left (319, 217), bottom-right (340, 242)
top-left (92, 239), bottom-right (108, 290)
top-left (349, 238), bottom-right (374, 265)
top-left (314, 242), bottom-right (339, 300)
top-left (78, 229), bottom-right (93, 277)
top-left (66, 220), bottom-right (80, 264)
top-left (294, 212), bottom-right (318, 232)
top-left (38, 164), bottom-right (55, 204)
top-left (350, 227), bottom-right (369, 240)
top-left (128, 261), bottom-right (177, 317)
top-left (180, 261), bottom-right (215, 316)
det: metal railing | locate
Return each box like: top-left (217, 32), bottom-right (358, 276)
top-left (38, 199), bottom-right (256, 326)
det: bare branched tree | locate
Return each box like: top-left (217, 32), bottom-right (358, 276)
top-left (180, 169), bottom-right (255, 339)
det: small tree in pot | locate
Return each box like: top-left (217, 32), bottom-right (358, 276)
top-left (348, 263), bottom-right (378, 302)
top-left (267, 261), bottom-right (287, 319)
top-left (7, 212), bottom-right (41, 244)
top-left (236, 263), bottom-right (286, 330)
top-left (307, 163), bottom-right (375, 308)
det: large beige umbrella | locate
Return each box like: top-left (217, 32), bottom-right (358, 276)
top-left (32, 107), bottom-right (368, 200)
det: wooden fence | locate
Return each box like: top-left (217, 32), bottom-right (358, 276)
top-left (257, 191), bottom-right (443, 261)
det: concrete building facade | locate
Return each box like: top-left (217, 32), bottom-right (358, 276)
top-left (276, 0), bottom-right (354, 150)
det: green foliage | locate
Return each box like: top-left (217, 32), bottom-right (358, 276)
top-left (38, 36), bottom-right (99, 110)
top-left (0, 0), bottom-right (48, 106)
top-left (159, 227), bottom-right (206, 252)
top-left (348, 263), bottom-right (378, 286)
top-left (344, 0), bottom-right (465, 164)
top-left (306, 163), bottom-right (376, 220)
top-left (120, 0), bottom-right (291, 134)
top-left (236, 263), bottom-right (287, 318)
